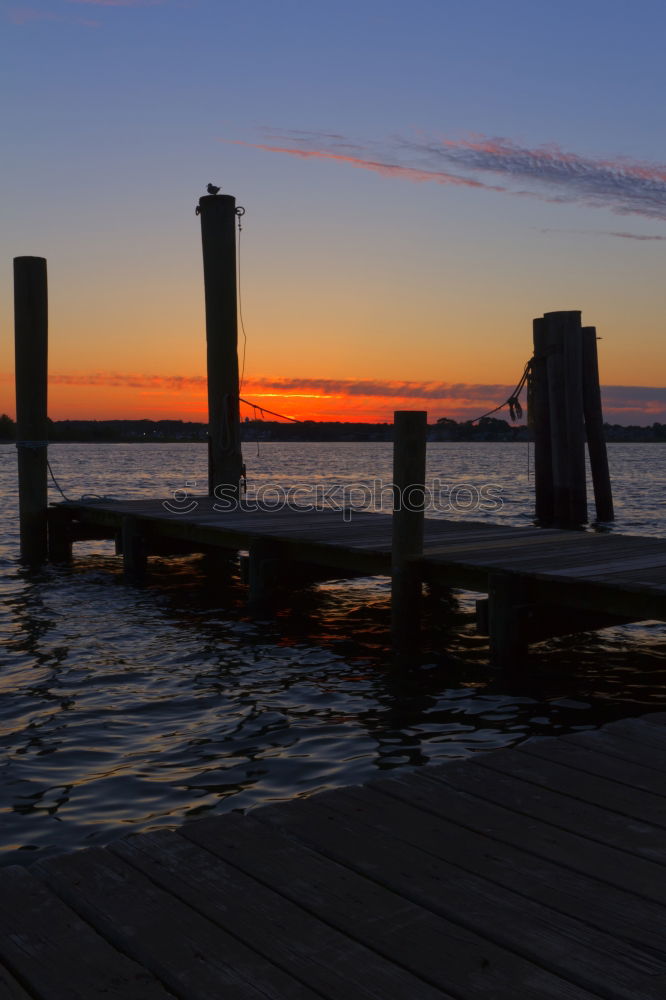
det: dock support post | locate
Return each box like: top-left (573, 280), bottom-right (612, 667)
top-left (14, 256), bottom-right (49, 565)
top-left (488, 572), bottom-right (529, 670)
top-left (197, 192), bottom-right (243, 503)
top-left (121, 516), bottom-right (147, 583)
top-left (48, 508), bottom-right (73, 563)
top-left (531, 318), bottom-right (553, 524)
top-left (543, 310), bottom-right (587, 526)
top-left (391, 410), bottom-right (427, 656)
top-left (582, 326), bottom-right (614, 522)
top-left (247, 540), bottom-right (280, 612)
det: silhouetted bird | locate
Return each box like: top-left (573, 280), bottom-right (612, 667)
top-left (207, 183), bottom-right (221, 195)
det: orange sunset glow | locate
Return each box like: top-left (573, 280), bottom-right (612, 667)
top-left (1, 370), bottom-right (663, 426)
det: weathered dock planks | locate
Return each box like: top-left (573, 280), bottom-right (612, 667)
top-left (1, 714), bottom-right (665, 999)
top-left (49, 497), bottom-right (666, 664)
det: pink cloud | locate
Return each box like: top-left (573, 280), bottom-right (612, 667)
top-left (242, 129), bottom-right (666, 223)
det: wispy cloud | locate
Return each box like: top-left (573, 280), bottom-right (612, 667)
top-left (3, 371), bottom-right (660, 423)
top-left (541, 228), bottom-right (666, 242)
top-left (238, 129), bottom-right (666, 223)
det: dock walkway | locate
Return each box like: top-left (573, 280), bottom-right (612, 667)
top-left (1, 713), bottom-right (666, 998)
top-left (50, 499), bottom-right (666, 659)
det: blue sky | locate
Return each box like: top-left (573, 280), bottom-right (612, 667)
top-left (2, 0), bottom-right (665, 422)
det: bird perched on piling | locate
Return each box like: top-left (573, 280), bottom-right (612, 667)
top-left (207, 183), bottom-right (221, 195)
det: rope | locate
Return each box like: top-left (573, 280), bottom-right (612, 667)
top-left (47, 457), bottom-right (72, 501)
top-left (239, 397), bottom-right (301, 422)
top-left (467, 360), bottom-right (532, 424)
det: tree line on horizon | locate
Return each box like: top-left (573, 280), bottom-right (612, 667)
top-left (1, 413), bottom-right (664, 443)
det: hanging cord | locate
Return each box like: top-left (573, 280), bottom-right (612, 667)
top-left (16, 442), bottom-right (114, 503)
top-left (467, 359), bottom-right (532, 424)
top-left (47, 457), bottom-right (72, 501)
top-left (236, 206), bottom-right (248, 391)
top-left (240, 398), bottom-right (302, 458)
top-left (239, 398), bottom-right (301, 422)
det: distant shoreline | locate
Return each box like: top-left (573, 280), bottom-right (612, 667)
top-left (1, 416), bottom-right (664, 444)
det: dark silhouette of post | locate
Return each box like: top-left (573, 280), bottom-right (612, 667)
top-left (543, 310), bottom-right (587, 526)
top-left (198, 193), bottom-right (243, 500)
top-left (391, 411), bottom-right (427, 654)
top-left (531, 318), bottom-right (553, 523)
top-left (582, 326), bottom-right (614, 522)
top-left (14, 257), bottom-right (48, 564)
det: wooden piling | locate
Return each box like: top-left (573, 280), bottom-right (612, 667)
top-left (248, 539), bottom-right (280, 612)
top-left (561, 312), bottom-right (587, 524)
top-left (582, 326), bottom-right (614, 522)
top-left (391, 411), bottom-right (427, 654)
top-left (543, 311), bottom-right (587, 526)
top-left (48, 508), bottom-right (73, 563)
top-left (14, 257), bottom-right (49, 565)
top-left (488, 572), bottom-right (529, 670)
top-left (531, 318), bottom-right (553, 524)
top-left (197, 193), bottom-right (243, 501)
top-left (121, 516), bottom-right (147, 583)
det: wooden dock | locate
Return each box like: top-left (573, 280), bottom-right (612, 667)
top-left (49, 497), bottom-right (666, 663)
top-left (1, 713), bottom-right (666, 998)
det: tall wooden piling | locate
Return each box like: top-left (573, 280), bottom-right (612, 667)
top-left (561, 312), bottom-right (587, 524)
top-left (531, 318), bottom-right (553, 524)
top-left (14, 257), bottom-right (49, 565)
top-left (197, 193), bottom-right (243, 501)
top-left (391, 410), bottom-right (427, 654)
top-left (532, 311), bottom-right (612, 526)
top-left (582, 326), bottom-right (614, 522)
top-left (542, 311), bottom-right (587, 526)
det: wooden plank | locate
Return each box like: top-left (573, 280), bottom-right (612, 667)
top-left (604, 718), bottom-right (666, 751)
top-left (314, 782), bottom-right (666, 960)
top-left (373, 766), bottom-right (666, 909)
top-left (35, 848), bottom-right (319, 1000)
top-left (0, 866), bottom-right (173, 1000)
top-left (473, 747), bottom-right (666, 832)
top-left (54, 500), bottom-right (666, 620)
top-left (0, 963), bottom-right (33, 1000)
top-left (561, 727), bottom-right (666, 773)
top-left (183, 812), bottom-right (599, 1000)
top-left (642, 714), bottom-right (666, 726)
top-left (519, 735), bottom-right (666, 797)
top-left (111, 829), bottom-right (447, 1000)
top-left (253, 793), bottom-right (666, 999)
top-left (425, 753), bottom-right (666, 868)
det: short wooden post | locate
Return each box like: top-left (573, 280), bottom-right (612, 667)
top-left (247, 539), bottom-right (280, 612)
top-left (197, 193), bottom-right (243, 501)
top-left (531, 318), bottom-right (553, 524)
top-left (391, 410), bottom-right (427, 654)
top-left (121, 516), bottom-right (147, 583)
top-left (582, 326), bottom-right (614, 522)
top-left (48, 508), bottom-right (73, 563)
top-left (14, 257), bottom-right (49, 565)
top-left (543, 310), bottom-right (587, 526)
top-left (488, 572), bottom-right (529, 670)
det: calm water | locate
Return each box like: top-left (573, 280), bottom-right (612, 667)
top-left (0, 441), bottom-right (664, 866)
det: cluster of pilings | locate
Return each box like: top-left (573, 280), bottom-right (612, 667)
top-left (530, 311), bottom-right (613, 527)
